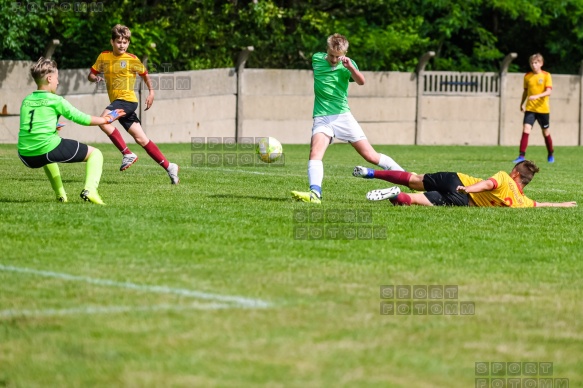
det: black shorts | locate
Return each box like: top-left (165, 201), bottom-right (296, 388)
top-left (523, 111), bottom-right (550, 129)
top-left (422, 172), bottom-right (470, 207)
top-left (19, 138), bottom-right (89, 169)
top-left (106, 99), bottom-right (140, 131)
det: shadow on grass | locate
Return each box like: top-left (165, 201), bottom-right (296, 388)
top-left (13, 177), bottom-right (80, 184)
top-left (0, 198), bottom-right (37, 203)
top-left (210, 194), bottom-right (289, 202)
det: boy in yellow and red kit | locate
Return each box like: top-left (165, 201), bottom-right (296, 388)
top-left (352, 162), bottom-right (576, 208)
top-left (513, 53), bottom-right (554, 164)
top-left (88, 24), bottom-right (179, 184)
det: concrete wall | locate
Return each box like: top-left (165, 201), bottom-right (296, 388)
top-left (239, 69), bottom-right (417, 145)
top-left (240, 69), bottom-right (313, 144)
top-left (420, 95), bottom-right (500, 145)
top-left (350, 71), bottom-right (417, 145)
top-left (1, 59), bottom-right (581, 146)
top-left (144, 69), bottom-right (236, 142)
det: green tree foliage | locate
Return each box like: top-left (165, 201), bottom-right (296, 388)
top-left (0, 1), bottom-right (57, 61)
top-left (1, 0), bottom-right (583, 74)
top-left (420, 0), bottom-right (583, 73)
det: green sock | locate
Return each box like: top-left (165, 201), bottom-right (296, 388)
top-left (43, 163), bottom-right (66, 198)
top-left (84, 149), bottom-right (103, 192)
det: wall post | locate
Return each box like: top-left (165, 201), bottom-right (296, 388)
top-left (414, 51), bottom-right (435, 145)
top-left (579, 60), bottom-right (583, 146)
top-left (44, 39), bottom-right (60, 59)
top-left (139, 43), bottom-right (156, 134)
top-left (498, 52), bottom-right (517, 145)
top-left (235, 46), bottom-right (254, 142)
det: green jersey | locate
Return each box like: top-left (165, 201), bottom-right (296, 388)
top-left (18, 91), bottom-right (91, 156)
top-left (312, 52), bottom-right (358, 117)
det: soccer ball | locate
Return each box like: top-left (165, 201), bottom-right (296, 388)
top-left (256, 137), bottom-right (283, 163)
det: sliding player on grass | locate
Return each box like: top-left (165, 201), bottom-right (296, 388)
top-left (18, 57), bottom-right (125, 205)
top-left (352, 160), bottom-right (576, 208)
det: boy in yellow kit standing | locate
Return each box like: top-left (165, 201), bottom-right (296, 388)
top-left (513, 53), bottom-right (554, 164)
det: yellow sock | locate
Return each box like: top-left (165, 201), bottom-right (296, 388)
top-left (43, 163), bottom-right (66, 199)
top-left (84, 149), bottom-right (103, 192)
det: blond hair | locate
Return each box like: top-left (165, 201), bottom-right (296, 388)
top-left (327, 33), bottom-right (349, 53)
top-left (30, 57), bottom-right (57, 84)
top-left (111, 24), bottom-right (131, 42)
top-left (529, 53), bottom-right (544, 64)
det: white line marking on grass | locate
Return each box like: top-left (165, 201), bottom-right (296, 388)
top-left (217, 168), bottom-right (303, 177)
top-left (120, 164), bottom-right (357, 179)
top-left (216, 168), bottom-right (356, 179)
top-left (220, 168), bottom-right (271, 175)
top-left (0, 264), bottom-right (271, 309)
top-left (0, 302), bottom-right (231, 319)
top-left (122, 164), bottom-right (296, 176)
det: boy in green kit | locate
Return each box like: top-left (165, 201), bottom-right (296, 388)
top-left (18, 57), bottom-right (125, 205)
top-left (291, 33), bottom-right (404, 203)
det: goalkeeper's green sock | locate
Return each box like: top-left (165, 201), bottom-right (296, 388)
top-left (84, 148), bottom-right (103, 192)
top-left (43, 163), bottom-right (67, 202)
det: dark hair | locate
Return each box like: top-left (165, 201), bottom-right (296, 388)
top-left (514, 160), bottom-right (540, 186)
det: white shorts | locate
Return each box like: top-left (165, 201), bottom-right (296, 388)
top-left (312, 112), bottom-right (367, 144)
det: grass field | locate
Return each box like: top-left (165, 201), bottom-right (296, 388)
top-left (0, 142), bottom-right (582, 387)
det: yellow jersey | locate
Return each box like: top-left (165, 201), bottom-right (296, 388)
top-left (90, 51), bottom-right (147, 103)
top-left (524, 71), bottom-right (552, 113)
top-left (457, 171), bottom-right (536, 208)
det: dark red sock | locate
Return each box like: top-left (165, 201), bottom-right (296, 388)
top-left (390, 193), bottom-right (412, 206)
top-left (143, 141), bottom-right (170, 169)
top-left (519, 133), bottom-right (529, 155)
top-left (108, 129), bottom-right (132, 155)
top-left (373, 170), bottom-right (411, 186)
top-left (544, 134), bottom-right (554, 155)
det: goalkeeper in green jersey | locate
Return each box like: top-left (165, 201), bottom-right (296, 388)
top-left (18, 57), bottom-right (125, 205)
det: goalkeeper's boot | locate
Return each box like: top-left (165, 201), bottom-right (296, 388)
top-left (80, 189), bottom-right (105, 205)
top-left (120, 152), bottom-right (138, 171)
top-left (366, 186), bottom-right (401, 201)
top-left (291, 190), bottom-right (321, 204)
top-left (167, 163), bottom-right (180, 185)
top-left (352, 166), bottom-right (374, 178)
top-left (57, 195), bottom-right (68, 203)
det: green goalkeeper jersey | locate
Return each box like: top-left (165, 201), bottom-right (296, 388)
top-left (312, 52), bottom-right (358, 117)
top-left (18, 91), bottom-right (91, 156)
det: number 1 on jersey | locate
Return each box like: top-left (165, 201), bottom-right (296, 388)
top-left (28, 109), bottom-right (35, 132)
